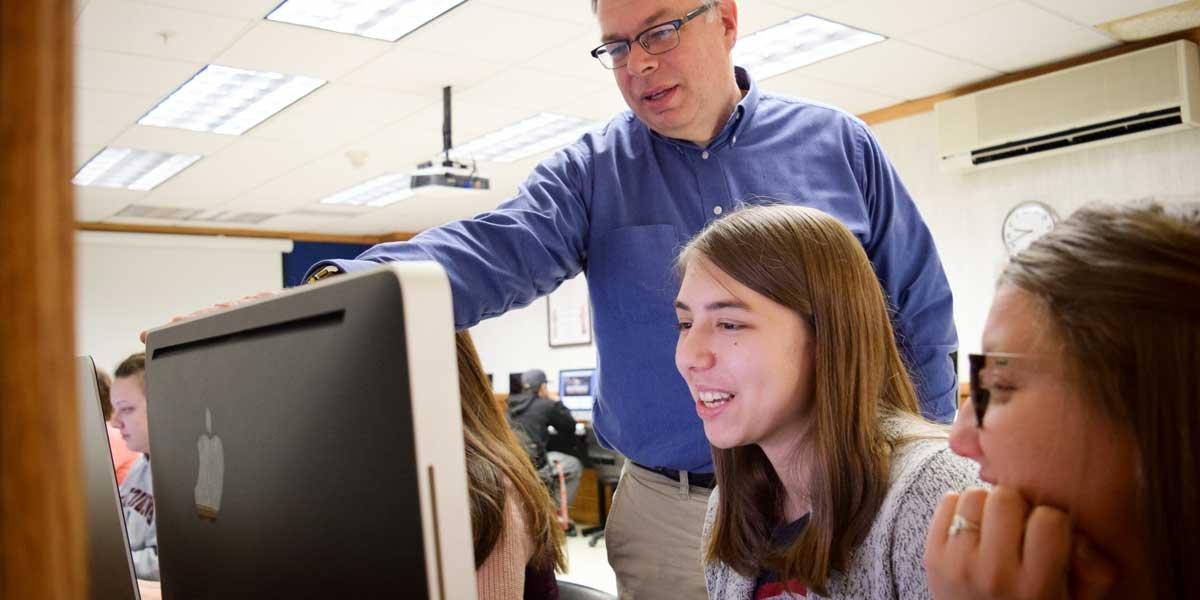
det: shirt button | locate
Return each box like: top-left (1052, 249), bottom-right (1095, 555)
top-left (713, 206), bottom-right (723, 215)
top-left (732, 136), bottom-right (738, 145)
top-left (701, 151), bottom-right (710, 160)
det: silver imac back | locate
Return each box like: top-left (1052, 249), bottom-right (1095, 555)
top-left (77, 355), bottom-right (141, 600)
top-left (143, 263), bottom-right (475, 599)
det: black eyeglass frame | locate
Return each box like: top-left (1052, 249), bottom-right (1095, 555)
top-left (589, 3), bottom-right (713, 69)
top-left (967, 352), bottom-right (1036, 430)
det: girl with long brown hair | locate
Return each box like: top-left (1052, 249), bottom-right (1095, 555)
top-left (455, 331), bottom-right (566, 599)
top-left (926, 201), bottom-right (1200, 599)
top-left (674, 205), bottom-right (978, 598)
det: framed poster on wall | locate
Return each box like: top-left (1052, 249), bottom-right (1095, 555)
top-left (547, 275), bottom-right (592, 347)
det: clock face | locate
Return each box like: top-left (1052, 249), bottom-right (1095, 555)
top-left (1003, 202), bottom-right (1058, 255)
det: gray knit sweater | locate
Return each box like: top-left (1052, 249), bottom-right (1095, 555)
top-left (703, 432), bottom-right (980, 599)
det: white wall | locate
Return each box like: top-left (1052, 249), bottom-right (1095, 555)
top-left (468, 277), bottom-right (598, 395)
top-left (869, 113), bottom-right (1200, 378)
top-left (76, 232), bottom-right (292, 376)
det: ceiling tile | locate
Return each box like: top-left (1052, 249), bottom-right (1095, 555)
top-left (812, 0), bottom-right (1007, 37)
top-left (762, 0), bottom-right (840, 12)
top-left (458, 68), bottom-right (609, 111)
top-left (521, 29), bottom-right (610, 85)
top-left (77, 0), bottom-right (251, 62)
top-left (343, 45), bottom-right (508, 96)
top-left (763, 71), bottom-right (902, 115)
top-left (75, 48), bottom-right (202, 97)
top-left (399, 3), bottom-right (585, 63)
top-left (143, 138), bottom-right (326, 207)
top-left (245, 83), bottom-right (435, 148)
top-left (371, 98), bottom-right (540, 153)
top-left (547, 84), bottom-right (628, 122)
top-left (134, 0), bottom-right (280, 20)
top-left (739, 1), bottom-right (813, 36)
top-left (75, 88), bottom-right (156, 149)
top-left (1023, 0), bottom-right (1182, 27)
top-left (109, 124), bottom-right (237, 157)
top-left (75, 185), bottom-right (149, 221)
top-left (231, 150), bottom-right (408, 212)
top-left (215, 20), bottom-right (392, 82)
top-left (798, 39), bottom-right (999, 100)
top-left (904, 1), bottom-right (1118, 73)
top-left (476, 0), bottom-right (597, 25)
top-left (354, 189), bottom-right (509, 233)
top-left (75, 142), bottom-right (108, 172)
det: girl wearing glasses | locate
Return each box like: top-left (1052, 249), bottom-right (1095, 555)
top-left (674, 205), bottom-right (978, 599)
top-left (925, 202), bottom-right (1200, 598)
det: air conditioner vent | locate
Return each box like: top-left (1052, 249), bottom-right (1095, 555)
top-left (937, 40), bottom-right (1200, 170)
top-left (971, 107), bottom-right (1184, 165)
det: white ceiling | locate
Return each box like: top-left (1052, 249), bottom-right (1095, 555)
top-left (71, 0), bottom-right (1180, 235)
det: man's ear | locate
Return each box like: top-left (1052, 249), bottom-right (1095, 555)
top-left (719, 0), bottom-right (739, 50)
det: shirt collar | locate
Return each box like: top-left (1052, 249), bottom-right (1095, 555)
top-left (644, 65), bottom-right (761, 151)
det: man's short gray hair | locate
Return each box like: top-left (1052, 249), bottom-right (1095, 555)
top-left (591, 0), bottom-right (721, 15)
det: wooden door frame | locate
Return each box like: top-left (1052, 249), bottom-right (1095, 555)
top-left (1, 1), bottom-right (84, 598)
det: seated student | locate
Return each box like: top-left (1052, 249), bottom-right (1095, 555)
top-left (109, 352), bottom-right (158, 581)
top-left (924, 202), bottom-right (1200, 599)
top-left (456, 332), bottom-right (567, 599)
top-left (507, 369), bottom-right (584, 510)
top-left (95, 367), bottom-right (140, 484)
top-left (674, 205), bottom-right (979, 599)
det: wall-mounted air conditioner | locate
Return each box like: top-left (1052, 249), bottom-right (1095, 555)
top-left (936, 40), bottom-right (1200, 170)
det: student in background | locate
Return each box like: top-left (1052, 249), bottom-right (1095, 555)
top-left (110, 352), bottom-right (158, 581)
top-left (674, 205), bottom-right (978, 599)
top-left (95, 367), bottom-right (140, 484)
top-left (457, 333), bottom-right (567, 599)
top-left (507, 369), bottom-right (584, 510)
top-left (925, 202), bottom-right (1200, 599)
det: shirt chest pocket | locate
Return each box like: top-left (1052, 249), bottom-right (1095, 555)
top-left (588, 224), bottom-right (682, 326)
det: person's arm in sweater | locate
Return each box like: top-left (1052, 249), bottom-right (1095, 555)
top-left (476, 491), bottom-right (535, 600)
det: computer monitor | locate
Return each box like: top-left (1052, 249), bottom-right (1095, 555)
top-left (77, 355), bottom-right (141, 600)
top-left (508, 372), bottom-right (525, 395)
top-left (557, 368), bottom-right (596, 416)
top-left (142, 263), bottom-right (474, 599)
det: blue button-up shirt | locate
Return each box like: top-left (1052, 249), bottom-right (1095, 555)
top-left (309, 68), bottom-right (957, 472)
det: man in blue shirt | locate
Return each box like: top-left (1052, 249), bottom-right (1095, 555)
top-left (307, 0), bottom-right (956, 595)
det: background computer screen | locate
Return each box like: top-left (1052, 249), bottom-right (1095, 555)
top-left (557, 368), bottom-right (595, 413)
top-left (508, 372), bottom-right (525, 395)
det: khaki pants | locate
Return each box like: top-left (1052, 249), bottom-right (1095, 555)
top-left (604, 462), bottom-right (712, 599)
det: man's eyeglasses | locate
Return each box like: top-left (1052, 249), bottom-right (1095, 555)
top-left (590, 4), bottom-right (712, 70)
top-left (967, 353), bottom-right (1034, 429)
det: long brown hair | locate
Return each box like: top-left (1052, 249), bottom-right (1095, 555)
top-left (1000, 201), bottom-right (1200, 597)
top-left (455, 331), bottom-right (566, 572)
top-left (680, 205), bottom-right (925, 594)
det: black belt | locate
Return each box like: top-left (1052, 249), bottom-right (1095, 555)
top-left (632, 462), bottom-right (717, 489)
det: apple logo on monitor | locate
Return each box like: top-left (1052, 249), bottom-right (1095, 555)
top-left (195, 408), bottom-right (224, 521)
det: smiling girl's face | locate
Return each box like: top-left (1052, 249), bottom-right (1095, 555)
top-left (674, 257), bottom-right (816, 459)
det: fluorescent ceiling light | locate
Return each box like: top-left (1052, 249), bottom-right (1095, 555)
top-left (73, 147), bottom-right (201, 191)
top-left (319, 173), bottom-right (414, 207)
top-left (267, 0), bottom-right (468, 42)
top-left (733, 15), bottom-right (884, 81)
top-left (451, 113), bottom-right (603, 163)
top-left (138, 65), bottom-right (325, 135)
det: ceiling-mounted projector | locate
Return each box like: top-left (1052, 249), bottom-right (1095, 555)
top-left (412, 158), bottom-right (489, 191)
top-left (413, 86), bottom-right (490, 191)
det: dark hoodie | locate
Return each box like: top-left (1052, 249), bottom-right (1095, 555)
top-left (506, 390), bottom-right (578, 464)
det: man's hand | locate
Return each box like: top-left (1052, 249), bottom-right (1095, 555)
top-left (139, 290), bottom-right (282, 343)
top-left (924, 486), bottom-right (1116, 600)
